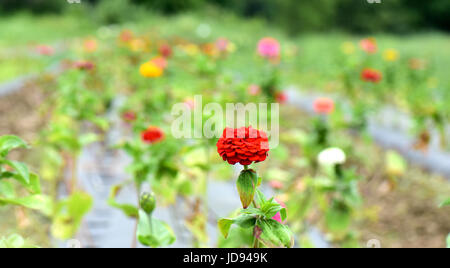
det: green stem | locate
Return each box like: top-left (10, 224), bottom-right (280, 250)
top-left (244, 165), bottom-right (249, 170)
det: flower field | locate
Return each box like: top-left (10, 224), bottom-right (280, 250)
top-left (0, 9), bottom-right (449, 249)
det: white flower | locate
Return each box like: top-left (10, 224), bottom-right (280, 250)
top-left (317, 147), bottom-right (346, 166)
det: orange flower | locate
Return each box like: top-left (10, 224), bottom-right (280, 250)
top-left (84, 39), bottom-right (98, 53)
top-left (119, 30), bottom-right (134, 43)
top-left (150, 56), bottom-right (168, 70)
top-left (139, 62), bottom-right (163, 78)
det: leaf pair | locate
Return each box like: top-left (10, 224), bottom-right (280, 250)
top-left (137, 209), bottom-right (176, 247)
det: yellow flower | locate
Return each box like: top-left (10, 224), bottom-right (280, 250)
top-left (383, 49), bottom-right (399, 62)
top-left (341, 42), bottom-right (355, 55)
top-left (140, 62), bottom-right (163, 78)
top-left (183, 44), bottom-right (199, 56)
top-left (227, 42), bottom-right (237, 53)
top-left (129, 38), bottom-right (146, 52)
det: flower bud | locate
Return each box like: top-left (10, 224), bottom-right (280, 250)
top-left (140, 192), bottom-right (156, 214)
top-left (236, 169), bottom-right (259, 209)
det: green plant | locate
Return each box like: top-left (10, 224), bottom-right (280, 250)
top-left (0, 135), bottom-right (50, 214)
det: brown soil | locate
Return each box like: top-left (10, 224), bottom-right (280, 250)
top-left (0, 79), bottom-right (50, 142)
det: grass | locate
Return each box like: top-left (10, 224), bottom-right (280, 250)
top-left (0, 12), bottom-right (96, 83)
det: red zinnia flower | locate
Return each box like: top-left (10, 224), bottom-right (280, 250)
top-left (361, 68), bottom-right (382, 83)
top-left (313, 97), bottom-right (335, 115)
top-left (141, 126), bottom-right (165, 144)
top-left (159, 44), bottom-right (172, 58)
top-left (217, 127), bottom-right (269, 166)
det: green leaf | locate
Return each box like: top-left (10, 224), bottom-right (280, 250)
top-left (386, 150), bottom-right (407, 176)
top-left (446, 233), bottom-right (450, 248)
top-left (0, 234), bottom-right (24, 248)
top-left (0, 180), bottom-right (15, 199)
top-left (280, 208), bottom-right (287, 222)
top-left (137, 209), bottom-right (176, 247)
top-left (51, 192), bottom-right (92, 239)
top-left (24, 173), bottom-right (41, 194)
top-left (108, 185), bottom-right (139, 218)
top-left (261, 203), bottom-right (282, 219)
top-left (0, 195), bottom-right (52, 215)
top-left (4, 160), bottom-right (30, 184)
top-left (254, 189), bottom-right (267, 207)
top-left (218, 218), bottom-right (235, 238)
top-left (325, 201), bottom-right (351, 232)
top-left (79, 133), bottom-right (100, 147)
top-left (440, 198), bottom-right (450, 207)
top-left (0, 135), bottom-right (28, 157)
top-left (234, 214), bottom-right (257, 229)
top-left (257, 219), bottom-right (294, 248)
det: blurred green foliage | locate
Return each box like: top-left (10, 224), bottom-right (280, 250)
top-left (0, 0), bottom-right (448, 34)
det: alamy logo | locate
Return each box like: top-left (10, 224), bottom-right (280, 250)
top-left (367, 0), bottom-right (381, 3)
top-left (67, 0), bottom-right (81, 4)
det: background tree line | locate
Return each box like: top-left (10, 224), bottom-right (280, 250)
top-left (1, 0), bottom-right (448, 34)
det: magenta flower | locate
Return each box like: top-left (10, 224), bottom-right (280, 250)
top-left (257, 37), bottom-right (280, 60)
top-left (272, 199), bottom-right (287, 224)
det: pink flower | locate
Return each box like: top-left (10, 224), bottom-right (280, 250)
top-left (215, 38), bottom-right (229, 52)
top-left (275, 92), bottom-right (288, 104)
top-left (184, 98), bottom-right (195, 109)
top-left (35, 45), bottom-right (54, 56)
top-left (313, 98), bottom-right (335, 115)
top-left (248, 84), bottom-right (261, 96)
top-left (272, 199), bottom-right (287, 224)
top-left (269, 180), bottom-right (284, 190)
top-left (122, 111), bottom-right (137, 122)
top-left (360, 38), bottom-right (377, 54)
top-left (257, 37), bottom-right (280, 60)
top-left (73, 61), bottom-right (95, 71)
